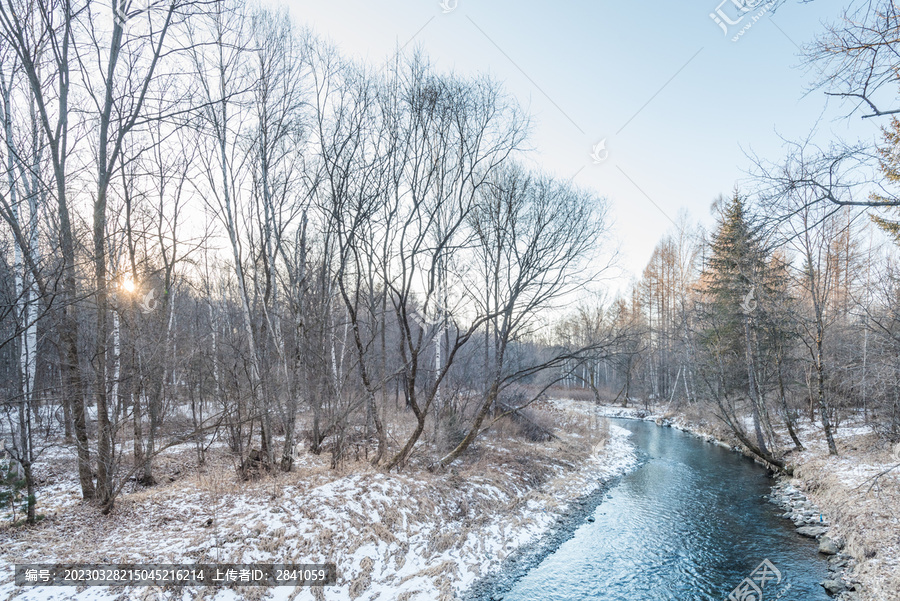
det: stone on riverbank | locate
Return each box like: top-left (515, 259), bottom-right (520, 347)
top-left (819, 536), bottom-right (842, 555)
top-left (821, 578), bottom-right (846, 595)
top-left (797, 525), bottom-right (829, 538)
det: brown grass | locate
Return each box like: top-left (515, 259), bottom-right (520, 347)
top-left (348, 556), bottom-right (374, 599)
top-left (0, 396), bottom-right (630, 601)
top-left (791, 447), bottom-right (900, 601)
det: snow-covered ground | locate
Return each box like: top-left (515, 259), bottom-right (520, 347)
top-left (0, 401), bottom-right (638, 601)
top-left (786, 422), bottom-right (900, 601)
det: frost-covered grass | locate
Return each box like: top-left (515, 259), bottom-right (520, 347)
top-left (788, 433), bottom-right (900, 601)
top-left (0, 400), bottom-right (637, 601)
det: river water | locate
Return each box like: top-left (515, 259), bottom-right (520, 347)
top-left (501, 419), bottom-right (831, 601)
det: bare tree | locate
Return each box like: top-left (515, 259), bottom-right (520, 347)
top-left (378, 56), bottom-right (527, 471)
top-left (439, 166), bottom-right (610, 467)
top-left (188, 0), bottom-right (277, 473)
top-left (809, 0), bottom-right (900, 120)
top-left (0, 0), bottom-right (96, 499)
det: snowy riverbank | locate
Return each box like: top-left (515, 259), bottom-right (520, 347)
top-left (0, 400), bottom-right (638, 601)
top-left (592, 400), bottom-right (900, 601)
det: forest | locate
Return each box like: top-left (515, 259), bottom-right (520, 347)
top-left (0, 0), bottom-right (898, 557)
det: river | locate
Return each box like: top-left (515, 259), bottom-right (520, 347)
top-left (498, 418), bottom-right (831, 601)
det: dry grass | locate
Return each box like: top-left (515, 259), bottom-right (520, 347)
top-left (0, 397), bottom-right (633, 601)
top-left (348, 556), bottom-right (374, 599)
top-left (790, 443), bottom-right (900, 601)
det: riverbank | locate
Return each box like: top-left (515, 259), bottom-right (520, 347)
top-left (0, 400), bottom-right (638, 601)
top-left (592, 401), bottom-right (900, 601)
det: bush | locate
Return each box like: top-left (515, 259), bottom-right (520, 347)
top-left (0, 456), bottom-right (28, 523)
top-left (493, 391), bottom-right (553, 442)
top-left (437, 407), bottom-right (466, 453)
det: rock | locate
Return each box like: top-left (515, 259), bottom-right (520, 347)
top-left (821, 579), bottom-right (846, 595)
top-left (796, 525), bottom-right (828, 538)
top-left (819, 536), bottom-right (841, 555)
top-left (828, 554), bottom-right (849, 569)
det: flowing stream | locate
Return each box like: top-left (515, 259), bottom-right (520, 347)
top-left (500, 418), bottom-right (831, 601)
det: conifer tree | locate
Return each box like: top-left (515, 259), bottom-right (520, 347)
top-left (700, 192), bottom-right (784, 468)
top-left (871, 117), bottom-right (900, 242)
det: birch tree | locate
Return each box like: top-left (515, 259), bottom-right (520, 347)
top-left (0, 0), bottom-right (95, 499)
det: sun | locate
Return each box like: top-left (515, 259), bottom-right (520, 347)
top-left (121, 275), bottom-right (136, 293)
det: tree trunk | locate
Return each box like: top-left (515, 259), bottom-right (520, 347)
top-left (816, 326), bottom-right (838, 455)
top-left (439, 380), bottom-right (499, 468)
top-left (776, 352), bottom-right (803, 450)
top-left (16, 383), bottom-right (36, 523)
top-left (383, 348), bottom-right (427, 471)
top-left (743, 314), bottom-right (769, 456)
top-left (94, 183), bottom-right (114, 511)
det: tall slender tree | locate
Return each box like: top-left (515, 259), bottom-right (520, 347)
top-left (699, 192), bottom-right (784, 467)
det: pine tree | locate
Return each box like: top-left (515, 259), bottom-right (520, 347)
top-left (870, 117), bottom-right (900, 242)
top-left (699, 191), bottom-right (784, 468)
top-left (704, 193), bottom-right (767, 313)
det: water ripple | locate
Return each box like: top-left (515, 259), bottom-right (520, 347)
top-left (502, 419), bottom-right (830, 601)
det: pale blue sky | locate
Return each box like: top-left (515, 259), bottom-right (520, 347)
top-left (283, 0), bottom-right (876, 284)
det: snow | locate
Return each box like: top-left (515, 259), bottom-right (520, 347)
top-left (0, 400), bottom-right (639, 601)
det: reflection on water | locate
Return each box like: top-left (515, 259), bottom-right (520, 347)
top-left (503, 419), bottom-right (830, 601)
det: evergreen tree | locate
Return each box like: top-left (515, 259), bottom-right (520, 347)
top-left (699, 192), bottom-right (784, 468)
top-left (870, 117), bottom-right (900, 242)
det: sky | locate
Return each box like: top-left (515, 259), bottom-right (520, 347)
top-left (281, 0), bottom-right (877, 288)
